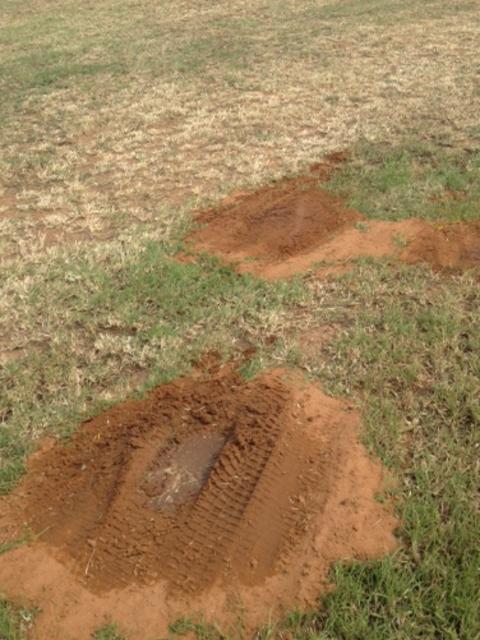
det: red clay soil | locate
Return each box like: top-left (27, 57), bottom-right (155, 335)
top-left (307, 218), bottom-right (480, 274)
top-left (0, 367), bottom-right (398, 640)
top-left (400, 220), bottom-right (480, 269)
top-left (189, 160), bottom-right (362, 278)
top-left (187, 169), bottom-right (480, 279)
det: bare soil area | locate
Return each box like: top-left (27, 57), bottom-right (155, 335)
top-left (0, 366), bottom-right (398, 640)
top-left (188, 176), bottom-right (480, 279)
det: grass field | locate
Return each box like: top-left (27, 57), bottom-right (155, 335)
top-left (1, 0), bottom-right (479, 638)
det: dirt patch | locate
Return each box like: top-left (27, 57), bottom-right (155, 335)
top-left (401, 221), bottom-right (480, 270)
top-left (187, 174), bottom-right (480, 279)
top-left (310, 219), bottom-right (480, 276)
top-left (298, 325), bottom-right (340, 360)
top-left (188, 159), bottom-right (362, 278)
top-left (0, 190), bottom-right (18, 221)
top-left (0, 366), bottom-right (398, 640)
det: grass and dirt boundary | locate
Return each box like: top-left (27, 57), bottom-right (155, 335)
top-left (1, 0), bottom-right (479, 638)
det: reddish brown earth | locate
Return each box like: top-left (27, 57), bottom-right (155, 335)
top-left (310, 219), bottom-right (480, 276)
top-left (189, 160), bottom-right (362, 278)
top-left (401, 220), bottom-right (480, 270)
top-left (187, 172), bottom-right (480, 279)
top-left (0, 366), bottom-right (398, 640)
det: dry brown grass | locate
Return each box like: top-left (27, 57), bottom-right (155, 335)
top-left (1, 0), bottom-right (479, 261)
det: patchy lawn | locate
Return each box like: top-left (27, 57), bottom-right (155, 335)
top-left (0, 0), bottom-right (479, 638)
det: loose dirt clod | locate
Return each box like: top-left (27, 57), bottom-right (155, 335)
top-left (187, 172), bottom-right (480, 279)
top-left (0, 367), bottom-right (398, 640)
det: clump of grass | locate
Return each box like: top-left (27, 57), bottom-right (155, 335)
top-left (168, 617), bottom-right (223, 640)
top-left (0, 601), bottom-right (35, 640)
top-left (93, 624), bottom-right (126, 640)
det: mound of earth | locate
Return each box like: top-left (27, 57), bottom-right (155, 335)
top-left (311, 219), bottom-right (480, 279)
top-left (0, 367), bottom-right (398, 640)
top-left (187, 170), bottom-right (480, 279)
top-left (401, 220), bottom-right (480, 270)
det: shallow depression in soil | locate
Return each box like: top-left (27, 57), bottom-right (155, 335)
top-left (142, 432), bottom-right (227, 512)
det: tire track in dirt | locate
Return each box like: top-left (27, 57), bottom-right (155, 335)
top-left (0, 366), bottom-right (399, 640)
top-left (162, 387), bottom-right (312, 593)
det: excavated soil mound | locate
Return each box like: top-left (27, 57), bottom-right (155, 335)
top-left (188, 168), bottom-right (480, 279)
top-left (0, 367), bottom-right (398, 640)
top-left (303, 219), bottom-right (479, 280)
top-left (401, 220), bottom-right (480, 270)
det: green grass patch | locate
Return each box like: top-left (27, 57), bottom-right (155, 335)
top-left (168, 617), bottom-right (223, 639)
top-left (293, 263), bottom-right (480, 640)
top-left (0, 601), bottom-right (35, 640)
top-left (327, 141), bottom-right (480, 222)
top-left (0, 239), bottom-right (309, 493)
top-left (93, 624), bottom-right (126, 640)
